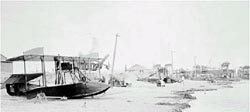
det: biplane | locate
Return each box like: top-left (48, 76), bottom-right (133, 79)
top-left (3, 54), bottom-right (110, 99)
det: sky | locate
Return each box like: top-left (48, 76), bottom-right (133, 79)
top-left (1, 1), bottom-right (249, 71)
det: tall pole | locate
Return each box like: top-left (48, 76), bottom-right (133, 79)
top-left (111, 34), bottom-right (118, 74)
top-left (110, 34), bottom-right (118, 86)
top-left (194, 56), bottom-right (197, 77)
top-left (171, 50), bottom-right (174, 77)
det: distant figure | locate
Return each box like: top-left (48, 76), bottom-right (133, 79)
top-left (181, 76), bottom-right (185, 85)
top-left (156, 80), bottom-right (161, 87)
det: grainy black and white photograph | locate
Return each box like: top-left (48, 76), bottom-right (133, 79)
top-left (0, 1), bottom-right (249, 112)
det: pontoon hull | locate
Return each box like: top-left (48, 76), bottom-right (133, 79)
top-left (25, 82), bottom-right (110, 99)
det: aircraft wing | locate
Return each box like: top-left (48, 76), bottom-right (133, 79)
top-left (6, 55), bottom-right (103, 62)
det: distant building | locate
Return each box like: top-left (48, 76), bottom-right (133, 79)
top-left (193, 65), bottom-right (208, 74)
top-left (238, 66), bottom-right (249, 79)
top-left (1, 54), bottom-right (13, 83)
top-left (242, 66), bottom-right (249, 79)
top-left (126, 64), bottom-right (151, 79)
top-left (221, 62), bottom-right (230, 70)
top-left (152, 64), bottom-right (161, 71)
top-left (220, 62), bottom-right (235, 78)
top-left (126, 64), bottom-right (148, 73)
top-left (152, 64), bottom-right (173, 79)
top-left (164, 64), bottom-right (173, 75)
top-left (152, 64), bottom-right (161, 74)
top-left (176, 68), bottom-right (191, 79)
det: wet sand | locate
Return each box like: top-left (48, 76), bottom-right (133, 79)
top-left (1, 80), bottom-right (245, 112)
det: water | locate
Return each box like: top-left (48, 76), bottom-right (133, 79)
top-left (185, 80), bottom-right (249, 112)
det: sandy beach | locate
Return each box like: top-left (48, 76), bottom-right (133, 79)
top-left (1, 79), bottom-right (247, 112)
top-left (1, 1), bottom-right (249, 112)
top-left (185, 80), bottom-right (249, 112)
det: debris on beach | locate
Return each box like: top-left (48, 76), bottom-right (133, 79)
top-left (173, 90), bottom-right (195, 95)
top-left (156, 102), bottom-right (191, 111)
top-left (183, 93), bottom-right (196, 99)
top-left (127, 100), bottom-right (132, 102)
top-left (214, 80), bottom-right (233, 85)
top-left (221, 85), bottom-right (234, 88)
top-left (155, 96), bottom-right (181, 99)
top-left (170, 91), bottom-right (196, 99)
top-left (189, 88), bottom-right (217, 92)
top-left (155, 102), bottom-right (190, 108)
top-left (173, 88), bottom-right (217, 99)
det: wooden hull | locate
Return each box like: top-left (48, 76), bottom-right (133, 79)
top-left (25, 82), bottom-right (110, 99)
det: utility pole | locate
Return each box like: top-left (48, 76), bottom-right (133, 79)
top-left (170, 50), bottom-right (175, 77)
top-left (194, 56), bottom-right (197, 77)
top-left (110, 34), bottom-right (118, 86)
top-left (111, 34), bottom-right (119, 74)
